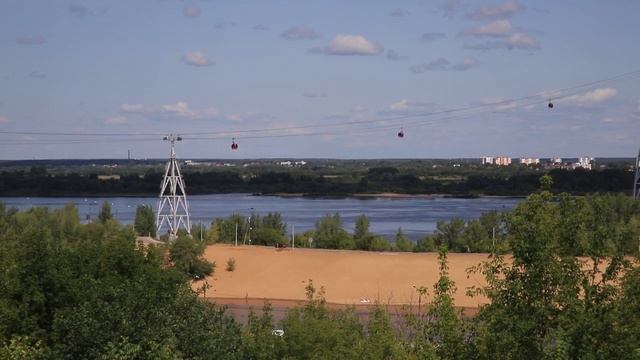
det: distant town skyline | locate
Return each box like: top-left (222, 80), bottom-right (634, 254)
top-left (1, 0), bottom-right (640, 160)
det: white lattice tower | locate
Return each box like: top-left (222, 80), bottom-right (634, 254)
top-left (156, 134), bottom-right (191, 239)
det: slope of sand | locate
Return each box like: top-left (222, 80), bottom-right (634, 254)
top-left (201, 245), bottom-right (491, 308)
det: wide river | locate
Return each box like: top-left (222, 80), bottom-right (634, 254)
top-left (0, 194), bottom-right (522, 239)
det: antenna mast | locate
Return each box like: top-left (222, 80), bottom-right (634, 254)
top-left (156, 134), bottom-right (191, 240)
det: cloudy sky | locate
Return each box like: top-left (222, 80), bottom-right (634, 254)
top-left (1, 0), bottom-right (639, 159)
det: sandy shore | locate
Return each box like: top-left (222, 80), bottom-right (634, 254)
top-left (200, 244), bottom-right (492, 308)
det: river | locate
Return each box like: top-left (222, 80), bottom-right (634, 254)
top-left (0, 194), bottom-right (522, 239)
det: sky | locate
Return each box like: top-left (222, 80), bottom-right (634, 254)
top-left (1, 0), bottom-right (640, 160)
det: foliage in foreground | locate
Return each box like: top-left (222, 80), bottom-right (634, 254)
top-left (2, 188), bottom-right (640, 359)
top-left (0, 204), bottom-right (239, 359)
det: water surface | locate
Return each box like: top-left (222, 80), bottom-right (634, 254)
top-left (1, 194), bottom-right (522, 239)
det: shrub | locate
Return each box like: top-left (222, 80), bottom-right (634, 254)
top-left (226, 257), bottom-right (236, 272)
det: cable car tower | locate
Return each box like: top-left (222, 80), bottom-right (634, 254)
top-left (634, 147), bottom-right (640, 200)
top-left (156, 134), bottom-right (191, 240)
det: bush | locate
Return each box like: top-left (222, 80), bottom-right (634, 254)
top-left (226, 257), bottom-right (236, 272)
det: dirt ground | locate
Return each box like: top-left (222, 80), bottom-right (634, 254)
top-left (199, 244), bottom-right (492, 308)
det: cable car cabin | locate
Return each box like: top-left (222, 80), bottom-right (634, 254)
top-left (397, 128), bottom-right (405, 138)
top-left (231, 139), bottom-right (238, 150)
top-left (548, 101), bottom-right (554, 109)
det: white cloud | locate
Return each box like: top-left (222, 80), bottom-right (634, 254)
top-left (559, 88), bottom-right (618, 106)
top-left (505, 31), bottom-right (539, 49)
top-left (253, 24), bottom-right (270, 31)
top-left (451, 57), bottom-right (478, 71)
top-left (120, 101), bottom-right (219, 120)
top-left (182, 51), bottom-right (215, 67)
top-left (104, 116), bottom-right (128, 125)
top-left (183, 5), bottom-right (201, 18)
top-left (465, 0), bottom-right (522, 20)
top-left (461, 19), bottom-right (512, 37)
top-left (0, 115), bottom-right (8, 124)
top-left (16, 35), bottom-right (46, 45)
top-left (324, 35), bottom-right (383, 56)
top-left (386, 99), bottom-right (436, 114)
top-left (281, 26), bottom-right (320, 40)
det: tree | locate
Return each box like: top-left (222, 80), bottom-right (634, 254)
top-left (206, 218), bottom-right (222, 244)
top-left (435, 218), bottom-right (466, 251)
top-left (252, 228), bottom-right (285, 246)
top-left (260, 212), bottom-right (286, 235)
top-left (98, 201), bottom-right (112, 224)
top-left (314, 213), bottom-right (354, 249)
top-left (414, 235), bottom-right (436, 252)
top-left (370, 236), bottom-right (392, 252)
top-left (134, 205), bottom-right (155, 237)
top-left (354, 214), bottom-right (370, 240)
top-left (395, 228), bottom-right (413, 252)
top-left (460, 220), bottom-right (491, 253)
top-left (169, 236), bottom-right (215, 280)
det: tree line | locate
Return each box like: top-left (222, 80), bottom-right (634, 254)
top-left (130, 192), bottom-right (640, 257)
top-left (0, 166), bottom-right (633, 196)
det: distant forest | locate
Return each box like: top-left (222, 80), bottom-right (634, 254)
top-left (0, 163), bottom-right (634, 196)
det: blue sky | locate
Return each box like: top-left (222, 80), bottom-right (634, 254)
top-left (1, 0), bottom-right (639, 159)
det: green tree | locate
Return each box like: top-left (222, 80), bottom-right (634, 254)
top-left (370, 236), bottom-right (392, 252)
top-left (414, 235), bottom-right (436, 252)
top-left (206, 218), bottom-right (222, 243)
top-left (134, 205), bottom-right (156, 237)
top-left (354, 214), bottom-right (370, 240)
top-left (395, 228), bottom-right (413, 252)
top-left (260, 212), bottom-right (286, 235)
top-left (314, 213), bottom-right (354, 249)
top-left (169, 235), bottom-right (215, 280)
top-left (252, 227), bottom-right (286, 246)
top-left (435, 218), bottom-right (466, 251)
top-left (98, 201), bottom-right (113, 224)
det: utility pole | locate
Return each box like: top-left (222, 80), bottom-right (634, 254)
top-left (156, 134), bottom-right (191, 240)
top-left (235, 223), bottom-right (238, 247)
top-left (634, 147), bottom-right (640, 199)
top-left (292, 224), bottom-right (295, 249)
top-left (492, 226), bottom-right (496, 248)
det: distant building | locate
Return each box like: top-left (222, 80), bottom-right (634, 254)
top-left (481, 156), bottom-right (494, 165)
top-left (97, 175), bottom-right (121, 180)
top-left (520, 157), bottom-right (540, 166)
top-left (279, 160), bottom-right (307, 167)
top-left (495, 156), bottom-right (512, 166)
top-left (551, 157), bottom-right (562, 164)
top-left (575, 157), bottom-right (593, 170)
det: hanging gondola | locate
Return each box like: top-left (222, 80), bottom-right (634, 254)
top-left (231, 138), bottom-right (238, 150)
top-left (397, 127), bottom-right (405, 138)
top-left (548, 101), bottom-right (554, 109)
